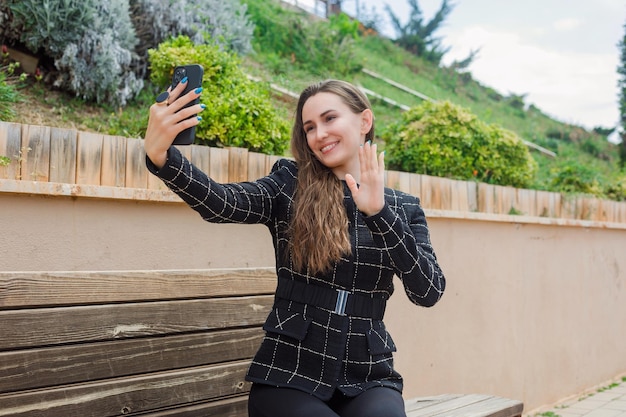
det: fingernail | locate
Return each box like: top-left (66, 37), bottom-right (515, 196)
top-left (194, 87), bottom-right (203, 94)
top-left (181, 76), bottom-right (188, 83)
top-left (197, 116), bottom-right (202, 121)
top-left (200, 104), bottom-right (206, 109)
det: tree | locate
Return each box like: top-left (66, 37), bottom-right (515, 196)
top-left (618, 20), bottom-right (626, 168)
top-left (386, 0), bottom-right (454, 64)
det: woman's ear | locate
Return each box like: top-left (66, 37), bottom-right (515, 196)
top-left (360, 109), bottom-right (374, 135)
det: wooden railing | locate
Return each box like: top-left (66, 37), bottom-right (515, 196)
top-left (1, 121), bottom-right (625, 223)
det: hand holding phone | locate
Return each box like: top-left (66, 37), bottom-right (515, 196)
top-left (170, 64), bottom-right (204, 145)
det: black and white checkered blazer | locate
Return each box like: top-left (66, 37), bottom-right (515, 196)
top-left (147, 147), bottom-right (446, 400)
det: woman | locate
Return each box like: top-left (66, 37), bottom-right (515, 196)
top-left (144, 78), bottom-right (446, 417)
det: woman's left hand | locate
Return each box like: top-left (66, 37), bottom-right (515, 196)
top-left (345, 141), bottom-right (385, 216)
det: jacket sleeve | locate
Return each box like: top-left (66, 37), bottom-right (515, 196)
top-left (146, 146), bottom-right (294, 225)
top-left (362, 193), bottom-right (446, 307)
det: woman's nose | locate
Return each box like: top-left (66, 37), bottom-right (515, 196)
top-left (314, 125), bottom-right (328, 140)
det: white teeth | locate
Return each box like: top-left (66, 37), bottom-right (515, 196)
top-left (321, 143), bottom-right (336, 153)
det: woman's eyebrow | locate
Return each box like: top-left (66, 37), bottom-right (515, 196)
top-left (303, 109), bottom-right (336, 125)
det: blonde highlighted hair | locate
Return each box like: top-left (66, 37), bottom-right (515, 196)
top-left (289, 80), bottom-right (375, 274)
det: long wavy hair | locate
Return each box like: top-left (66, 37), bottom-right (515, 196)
top-left (289, 80), bottom-right (375, 274)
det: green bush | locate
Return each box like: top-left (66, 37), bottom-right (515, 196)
top-left (245, 0), bottom-right (361, 76)
top-left (383, 100), bottom-right (537, 188)
top-left (604, 176), bottom-right (626, 201)
top-left (548, 161), bottom-right (603, 195)
top-left (0, 72), bottom-right (21, 121)
top-left (149, 36), bottom-right (289, 155)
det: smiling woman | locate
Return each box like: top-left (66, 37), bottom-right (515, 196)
top-left (143, 78), bottom-right (446, 417)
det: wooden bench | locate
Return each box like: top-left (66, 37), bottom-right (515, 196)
top-left (0, 269), bottom-right (523, 417)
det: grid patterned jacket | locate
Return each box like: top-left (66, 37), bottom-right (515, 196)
top-left (147, 147), bottom-right (446, 401)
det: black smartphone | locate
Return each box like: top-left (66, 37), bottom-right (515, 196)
top-left (170, 64), bottom-right (204, 145)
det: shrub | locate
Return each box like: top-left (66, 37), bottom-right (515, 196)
top-left (4, 0), bottom-right (142, 106)
top-left (383, 100), bottom-right (537, 188)
top-left (604, 176), bottom-right (626, 201)
top-left (548, 161), bottom-right (603, 195)
top-left (149, 36), bottom-right (289, 154)
top-left (245, 0), bottom-right (361, 76)
top-left (0, 72), bottom-right (21, 121)
top-left (129, 0), bottom-right (254, 78)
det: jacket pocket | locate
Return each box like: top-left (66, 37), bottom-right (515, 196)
top-left (263, 308), bottom-right (311, 341)
top-left (366, 323), bottom-right (397, 355)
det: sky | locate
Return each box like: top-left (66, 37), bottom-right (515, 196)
top-left (305, 0), bottom-right (626, 139)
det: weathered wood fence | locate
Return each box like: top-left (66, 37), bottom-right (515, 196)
top-left (1, 121), bottom-right (625, 223)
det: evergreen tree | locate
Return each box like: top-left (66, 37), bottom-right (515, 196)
top-left (386, 0), bottom-right (454, 64)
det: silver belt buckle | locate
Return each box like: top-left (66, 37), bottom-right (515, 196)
top-left (334, 289), bottom-right (349, 316)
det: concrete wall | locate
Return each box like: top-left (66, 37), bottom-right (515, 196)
top-left (1, 189), bottom-right (625, 413)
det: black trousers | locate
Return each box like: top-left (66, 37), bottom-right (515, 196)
top-left (247, 383), bottom-right (407, 417)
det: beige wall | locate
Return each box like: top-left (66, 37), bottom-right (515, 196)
top-left (1, 190), bottom-right (625, 413)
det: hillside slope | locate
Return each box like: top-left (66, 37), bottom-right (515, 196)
top-left (238, 0), bottom-right (622, 194)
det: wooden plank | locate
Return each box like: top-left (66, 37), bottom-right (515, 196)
top-left (210, 147), bottom-right (230, 183)
top-left (266, 154), bottom-right (281, 174)
top-left (0, 268), bottom-right (277, 308)
top-left (101, 135), bottom-right (127, 187)
top-left (142, 396), bottom-right (248, 417)
top-left (247, 152), bottom-right (268, 181)
top-left (176, 144), bottom-right (193, 162)
top-left (0, 361), bottom-right (251, 417)
top-left (0, 327), bottom-right (263, 393)
top-left (446, 397), bottom-right (523, 417)
top-left (0, 295), bottom-right (273, 349)
top-left (126, 137), bottom-right (148, 189)
top-left (386, 170), bottom-right (411, 194)
top-left (405, 394), bottom-right (461, 413)
top-left (580, 197), bottom-right (596, 221)
top-left (190, 144), bottom-right (211, 174)
top-left (76, 131), bottom-right (103, 185)
top-left (451, 180), bottom-right (470, 212)
top-left (0, 121), bottom-right (22, 180)
top-left (405, 394), bottom-right (523, 417)
top-left (515, 188), bottom-right (534, 216)
top-left (560, 194), bottom-right (577, 219)
top-left (20, 124), bottom-right (50, 181)
top-left (495, 185), bottom-right (516, 215)
top-left (409, 173), bottom-right (422, 200)
top-left (228, 147), bottom-right (248, 182)
top-left (477, 183), bottom-right (495, 214)
top-left (419, 175), bottom-right (434, 209)
top-left (535, 190), bottom-right (555, 218)
top-left (49, 127), bottom-right (77, 184)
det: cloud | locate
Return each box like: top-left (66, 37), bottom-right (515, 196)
top-left (552, 18), bottom-right (583, 32)
top-left (443, 25), bottom-right (620, 129)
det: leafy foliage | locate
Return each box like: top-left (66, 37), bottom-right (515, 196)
top-left (0, 73), bottom-right (20, 121)
top-left (383, 100), bottom-right (537, 188)
top-left (3, 0), bottom-right (143, 106)
top-left (149, 36), bottom-right (289, 154)
top-left (245, 0), bottom-right (362, 76)
top-left (1, 0), bottom-right (254, 106)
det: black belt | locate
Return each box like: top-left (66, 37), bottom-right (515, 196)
top-left (275, 277), bottom-right (387, 320)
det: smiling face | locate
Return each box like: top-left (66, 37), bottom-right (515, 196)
top-left (301, 92), bottom-right (373, 180)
